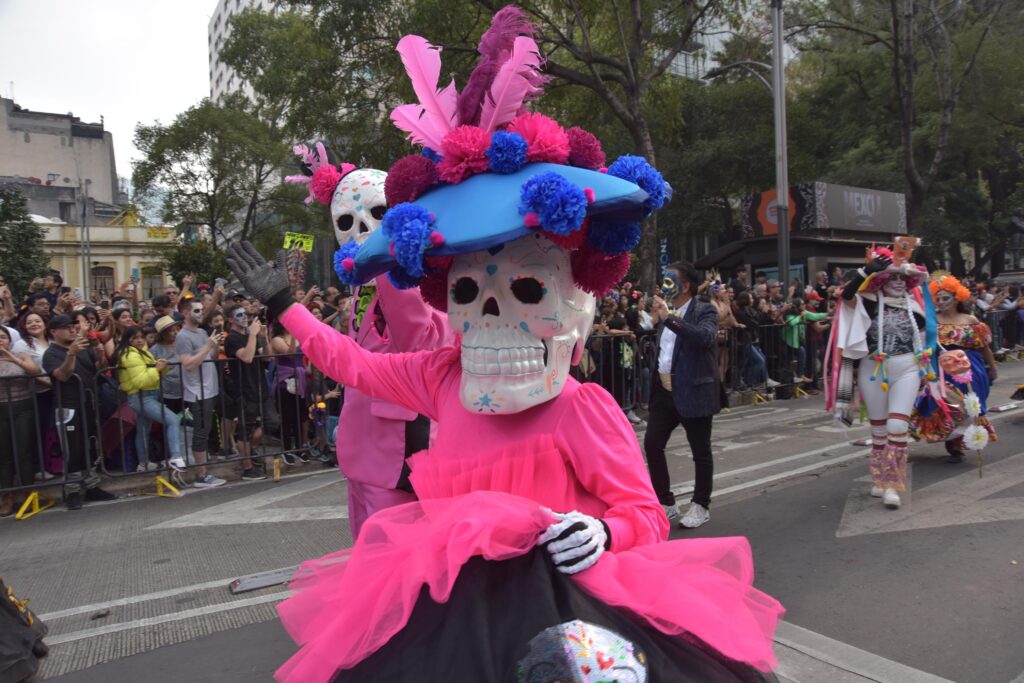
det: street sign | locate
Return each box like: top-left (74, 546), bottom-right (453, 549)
top-left (283, 232), bottom-right (314, 252)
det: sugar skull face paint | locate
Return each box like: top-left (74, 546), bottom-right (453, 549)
top-left (448, 233), bottom-right (595, 414)
top-left (935, 290), bottom-right (955, 313)
top-left (882, 273), bottom-right (907, 298)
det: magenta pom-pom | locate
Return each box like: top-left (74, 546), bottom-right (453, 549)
top-left (584, 187), bottom-right (595, 203)
top-left (429, 231), bottom-right (445, 246)
top-left (388, 243), bottom-right (397, 256)
top-left (567, 127), bottom-right (606, 170)
top-left (507, 113), bottom-right (569, 165)
top-left (341, 257), bottom-right (355, 272)
top-left (524, 212), bottom-right (540, 228)
top-left (437, 125), bottom-right (491, 184)
top-left (571, 244), bottom-right (630, 295)
top-left (310, 165), bottom-right (342, 205)
top-left (598, 167), bottom-right (608, 174)
top-left (385, 155), bottom-right (439, 205)
top-left (543, 219), bottom-right (588, 250)
top-left (418, 266), bottom-right (451, 312)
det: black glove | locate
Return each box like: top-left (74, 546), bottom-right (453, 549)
top-left (864, 256), bottom-right (892, 275)
top-left (226, 242), bottom-right (294, 319)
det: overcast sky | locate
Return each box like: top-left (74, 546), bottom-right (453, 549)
top-left (0, 0), bottom-right (215, 182)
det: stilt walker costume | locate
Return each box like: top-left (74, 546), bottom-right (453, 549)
top-left (228, 8), bottom-right (783, 681)
top-left (829, 238), bottom-right (933, 509)
top-left (286, 144), bottom-right (452, 537)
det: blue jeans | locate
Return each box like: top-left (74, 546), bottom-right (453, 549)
top-left (742, 345), bottom-right (768, 385)
top-left (128, 390), bottom-right (181, 464)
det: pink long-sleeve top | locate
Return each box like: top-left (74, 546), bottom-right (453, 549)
top-left (281, 304), bottom-right (667, 552)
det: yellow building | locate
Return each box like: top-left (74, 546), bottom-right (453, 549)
top-left (35, 209), bottom-right (177, 300)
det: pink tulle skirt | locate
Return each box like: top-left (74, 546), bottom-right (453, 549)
top-left (275, 491), bottom-right (783, 683)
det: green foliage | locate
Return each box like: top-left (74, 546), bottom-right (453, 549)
top-left (0, 187), bottom-right (51, 298)
top-left (155, 241), bottom-right (229, 289)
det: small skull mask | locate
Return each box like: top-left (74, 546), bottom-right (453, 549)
top-left (330, 168), bottom-right (388, 247)
top-left (448, 233), bottom-right (595, 415)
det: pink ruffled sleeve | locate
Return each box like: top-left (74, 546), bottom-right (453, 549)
top-left (374, 277), bottom-right (453, 352)
top-left (280, 304), bottom-right (456, 420)
top-left (559, 383), bottom-right (668, 552)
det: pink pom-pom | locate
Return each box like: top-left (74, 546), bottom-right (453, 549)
top-left (571, 243), bottom-right (630, 295)
top-left (310, 165), bottom-right (343, 205)
top-left (507, 113), bottom-right (569, 165)
top-left (418, 267), bottom-right (451, 312)
top-left (385, 155), bottom-right (439, 205)
top-left (598, 167), bottom-right (608, 174)
top-left (388, 243), bottom-right (397, 256)
top-left (524, 212), bottom-right (541, 228)
top-left (341, 258), bottom-right (355, 272)
top-left (437, 125), bottom-right (491, 184)
top-left (567, 127), bottom-right (606, 170)
top-left (583, 187), bottom-right (596, 203)
top-left (429, 231), bottom-right (446, 246)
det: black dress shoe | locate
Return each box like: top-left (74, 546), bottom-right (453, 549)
top-left (66, 492), bottom-right (83, 510)
top-left (84, 487), bottom-right (117, 502)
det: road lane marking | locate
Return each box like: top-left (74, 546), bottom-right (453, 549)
top-left (38, 576), bottom-right (245, 621)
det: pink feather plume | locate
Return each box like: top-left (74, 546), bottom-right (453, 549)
top-left (479, 36), bottom-right (544, 132)
top-left (391, 104), bottom-right (446, 152)
top-left (394, 35), bottom-right (458, 146)
top-left (458, 5), bottom-right (538, 126)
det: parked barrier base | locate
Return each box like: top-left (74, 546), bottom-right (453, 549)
top-left (16, 492), bottom-right (54, 521)
top-left (273, 456), bottom-right (281, 482)
top-left (145, 475), bottom-right (182, 498)
top-left (794, 385), bottom-right (810, 399)
top-left (752, 391), bottom-right (770, 405)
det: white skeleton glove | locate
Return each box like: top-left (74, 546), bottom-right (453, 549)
top-left (539, 510), bottom-right (610, 575)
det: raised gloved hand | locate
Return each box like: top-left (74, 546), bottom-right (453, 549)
top-left (660, 372), bottom-right (673, 392)
top-left (864, 255), bottom-right (893, 275)
top-left (539, 510), bottom-right (609, 575)
top-left (226, 242), bottom-right (294, 318)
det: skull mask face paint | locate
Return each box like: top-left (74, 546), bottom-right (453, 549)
top-left (448, 233), bottom-right (595, 415)
top-left (330, 168), bottom-right (388, 247)
top-left (882, 273), bottom-right (907, 298)
top-left (935, 290), bottom-right (956, 313)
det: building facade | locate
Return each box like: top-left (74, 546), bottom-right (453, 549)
top-left (208, 0), bottom-right (278, 102)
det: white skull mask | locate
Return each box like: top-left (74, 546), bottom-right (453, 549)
top-left (330, 168), bottom-right (388, 247)
top-left (448, 233), bottom-right (596, 415)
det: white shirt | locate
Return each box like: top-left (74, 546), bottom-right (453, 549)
top-left (658, 298), bottom-right (692, 374)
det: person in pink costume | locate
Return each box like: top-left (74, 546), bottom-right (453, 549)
top-left (285, 143), bottom-right (451, 536)
top-left (228, 9), bottom-right (782, 682)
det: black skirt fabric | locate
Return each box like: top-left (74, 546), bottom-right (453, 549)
top-left (337, 548), bottom-right (776, 683)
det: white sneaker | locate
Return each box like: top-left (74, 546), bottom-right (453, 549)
top-left (766, 378), bottom-right (781, 388)
top-left (193, 474), bottom-right (226, 489)
top-left (679, 502), bottom-right (711, 528)
top-left (883, 489), bottom-right (901, 508)
top-left (870, 486), bottom-right (883, 498)
top-left (662, 503), bottom-right (680, 523)
top-left (168, 458), bottom-right (186, 470)
top-left (625, 410), bottom-right (643, 424)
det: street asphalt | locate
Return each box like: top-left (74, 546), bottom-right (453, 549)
top-left (4, 361), bottom-right (1024, 682)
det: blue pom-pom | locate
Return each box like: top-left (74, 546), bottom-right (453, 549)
top-left (421, 148), bottom-right (442, 163)
top-left (386, 265), bottom-right (421, 290)
top-left (607, 155), bottom-right (666, 210)
top-left (381, 202), bottom-right (434, 278)
top-left (486, 131), bottom-right (528, 175)
top-left (587, 221), bottom-right (642, 255)
top-left (518, 172), bottom-right (588, 236)
top-left (333, 240), bottom-right (363, 286)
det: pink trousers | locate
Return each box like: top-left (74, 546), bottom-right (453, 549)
top-left (347, 480), bottom-right (417, 538)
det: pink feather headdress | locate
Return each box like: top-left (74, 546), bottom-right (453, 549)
top-left (285, 142), bottom-right (357, 205)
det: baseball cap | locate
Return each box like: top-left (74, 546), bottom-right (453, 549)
top-left (47, 314), bottom-right (76, 331)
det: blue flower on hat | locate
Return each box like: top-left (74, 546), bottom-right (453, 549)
top-left (382, 203), bottom-right (439, 279)
top-left (486, 131), bottom-right (528, 175)
top-left (607, 155), bottom-right (666, 210)
top-left (333, 240), bottom-right (363, 286)
top-left (518, 172), bottom-right (588, 236)
top-left (587, 221), bottom-right (642, 256)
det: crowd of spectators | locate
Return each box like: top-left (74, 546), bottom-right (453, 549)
top-left (0, 267), bottom-right (350, 514)
top-left (2, 261), bottom-right (1023, 513)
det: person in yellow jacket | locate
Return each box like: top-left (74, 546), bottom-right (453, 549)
top-left (111, 327), bottom-right (183, 471)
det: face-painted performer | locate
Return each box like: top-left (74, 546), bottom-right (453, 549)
top-left (911, 274), bottom-right (997, 462)
top-left (229, 8), bottom-right (781, 682)
top-left (285, 143), bottom-right (451, 538)
top-left (828, 238), bottom-right (934, 509)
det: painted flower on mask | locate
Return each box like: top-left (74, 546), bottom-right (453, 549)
top-left (964, 424), bottom-right (990, 451)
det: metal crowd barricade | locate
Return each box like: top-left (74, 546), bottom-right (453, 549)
top-left (0, 371), bottom-right (89, 520)
top-left (981, 308), bottom-right (1017, 355)
top-left (573, 333), bottom-right (641, 412)
top-left (722, 318), bottom-right (828, 402)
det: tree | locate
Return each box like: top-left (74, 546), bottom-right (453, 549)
top-left (0, 186), bottom-right (51, 298)
top-left (132, 96), bottom-right (297, 246)
top-left (155, 240), bottom-right (230, 290)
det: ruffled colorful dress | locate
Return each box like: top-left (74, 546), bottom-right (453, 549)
top-left (913, 322), bottom-right (997, 443)
top-left (276, 305), bottom-right (783, 682)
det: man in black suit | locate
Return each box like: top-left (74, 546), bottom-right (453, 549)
top-left (643, 261), bottom-right (721, 529)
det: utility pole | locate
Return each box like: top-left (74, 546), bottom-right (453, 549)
top-left (771, 0), bottom-right (791, 292)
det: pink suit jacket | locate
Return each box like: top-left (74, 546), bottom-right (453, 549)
top-left (338, 278), bottom-right (451, 489)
